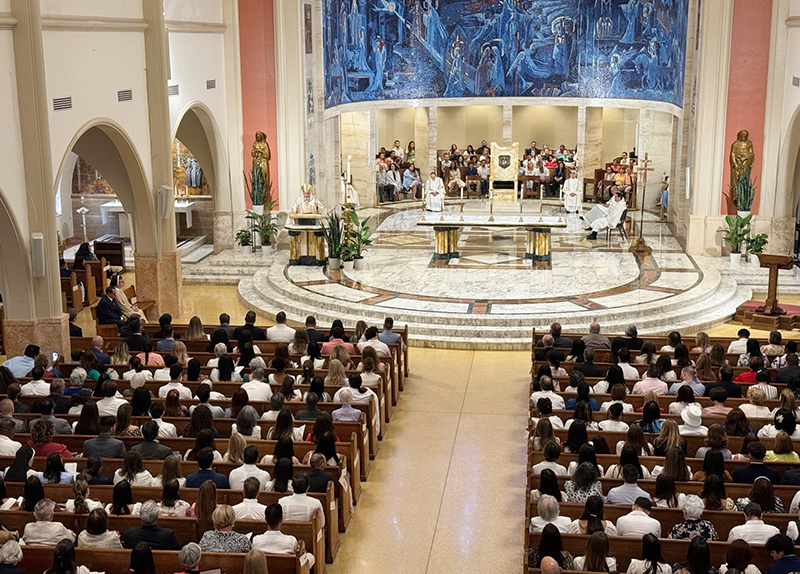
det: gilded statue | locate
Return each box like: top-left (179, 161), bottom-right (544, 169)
top-left (730, 129), bottom-right (754, 205)
top-left (252, 131), bottom-right (271, 184)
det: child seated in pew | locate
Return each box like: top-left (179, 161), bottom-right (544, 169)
top-left (598, 402), bottom-right (630, 432)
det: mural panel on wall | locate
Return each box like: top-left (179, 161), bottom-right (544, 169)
top-left (323, 0), bottom-right (689, 109)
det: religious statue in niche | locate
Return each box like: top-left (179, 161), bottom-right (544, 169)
top-left (184, 157), bottom-right (202, 189)
top-left (730, 130), bottom-right (754, 206)
top-left (252, 131), bottom-right (271, 190)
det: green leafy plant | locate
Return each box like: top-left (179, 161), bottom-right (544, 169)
top-left (721, 214), bottom-right (752, 254)
top-left (730, 168), bottom-right (757, 212)
top-left (235, 229), bottom-right (252, 247)
top-left (348, 211), bottom-right (373, 258)
top-left (321, 212), bottom-right (344, 259)
top-left (244, 165), bottom-right (268, 206)
top-left (746, 233), bottom-right (769, 254)
top-left (340, 242), bottom-right (357, 262)
top-left (246, 200), bottom-right (278, 245)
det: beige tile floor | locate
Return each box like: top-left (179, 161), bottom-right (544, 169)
top-left (57, 284), bottom-right (800, 574)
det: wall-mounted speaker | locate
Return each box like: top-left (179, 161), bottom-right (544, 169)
top-left (31, 233), bottom-right (45, 277)
top-left (157, 185), bottom-right (172, 219)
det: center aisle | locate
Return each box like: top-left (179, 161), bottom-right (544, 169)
top-left (327, 348), bottom-right (530, 574)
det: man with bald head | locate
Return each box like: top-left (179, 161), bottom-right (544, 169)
top-left (540, 556), bottom-right (561, 574)
top-left (581, 321), bottom-right (611, 350)
top-left (0, 399), bottom-right (26, 432)
top-left (90, 336), bottom-right (110, 365)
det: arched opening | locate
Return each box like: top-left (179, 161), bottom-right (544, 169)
top-left (0, 185), bottom-right (36, 327)
top-left (54, 121), bottom-right (156, 300)
top-left (172, 103), bottom-right (232, 255)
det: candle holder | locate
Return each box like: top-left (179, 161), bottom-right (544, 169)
top-left (420, 198), bottom-right (426, 221)
top-left (459, 202), bottom-right (464, 222)
top-left (488, 198), bottom-right (494, 222)
top-left (519, 201), bottom-right (524, 223)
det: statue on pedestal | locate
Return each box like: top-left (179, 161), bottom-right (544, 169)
top-left (730, 130), bottom-right (754, 207)
top-left (252, 131), bottom-right (271, 189)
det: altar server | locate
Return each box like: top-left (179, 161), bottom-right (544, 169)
top-left (563, 170), bottom-right (581, 213)
top-left (584, 193), bottom-right (627, 239)
top-left (424, 171), bottom-right (445, 212)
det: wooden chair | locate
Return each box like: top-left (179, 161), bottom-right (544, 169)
top-left (124, 284), bottom-right (154, 314)
top-left (605, 208), bottom-right (628, 242)
top-left (519, 175), bottom-right (539, 199)
top-left (465, 175), bottom-right (481, 198)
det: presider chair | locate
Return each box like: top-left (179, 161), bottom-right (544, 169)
top-left (606, 208), bottom-right (628, 243)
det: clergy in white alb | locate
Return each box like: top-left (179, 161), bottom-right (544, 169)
top-left (563, 170), bottom-right (581, 213)
top-left (424, 172), bottom-right (445, 212)
top-left (584, 192), bottom-right (627, 238)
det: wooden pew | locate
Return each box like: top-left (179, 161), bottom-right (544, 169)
top-left (544, 409), bottom-right (773, 431)
top-left (526, 533), bottom-right (773, 573)
top-left (83, 256), bottom-right (109, 297)
top-left (1, 510), bottom-right (325, 572)
top-left (528, 501), bottom-right (793, 542)
top-left (124, 284), bottom-right (154, 315)
top-left (93, 237), bottom-right (125, 272)
top-left (73, 265), bottom-right (97, 306)
top-left (4, 481), bottom-right (340, 563)
top-left (19, 547), bottom-right (310, 574)
top-left (60, 272), bottom-right (83, 312)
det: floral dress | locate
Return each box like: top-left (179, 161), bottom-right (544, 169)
top-left (564, 480), bottom-right (604, 504)
top-left (668, 518), bottom-right (718, 541)
top-left (198, 530), bottom-right (252, 553)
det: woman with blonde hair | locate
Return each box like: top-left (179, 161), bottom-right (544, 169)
top-left (739, 386), bottom-right (771, 419)
top-left (185, 316), bottom-right (209, 342)
top-left (243, 548), bottom-right (269, 574)
top-left (330, 345), bottom-right (355, 370)
top-left (691, 332), bottom-right (713, 354)
top-left (222, 433), bottom-right (248, 464)
top-left (110, 342), bottom-right (130, 366)
top-left (171, 341), bottom-right (190, 367)
top-left (773, 388), bottom-right (800, 419)
top-left (325, 359), bottom-right (347, 387)
top-left (532, 418), bottom-right (559, 451)
top-left (765, 430), bottom-right (800, 462)
top-left (150, 454), bottom-right (185, 488)
top-left (694, 354), bottom-right (713, 381)
top-left (652, 420), bottom-right (685, 456)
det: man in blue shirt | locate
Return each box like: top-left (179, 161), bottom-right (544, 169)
top-left (185, 447), bottom-right (229, 489)
top-left (378, 317), bottom-right (406, 351)
top-left (2, 345), bottom-right (39, 378)
top-left (90, 336), bottom-right (111, 365)
top-left (667, 366), bottom-right (706, 396)
top-left (766, 534), bottom-right (800, 574)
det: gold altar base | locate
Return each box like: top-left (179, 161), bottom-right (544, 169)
top-left (288, 228), bottom-right (325, 265)
top-left (524, 229), bottom-right (552, 269)
top-left (432, 227), bottom-right (460, 260)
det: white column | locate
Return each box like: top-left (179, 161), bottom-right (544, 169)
top-left (502, 104), bottom-right (512, 146)
top-left (273, 0), bottom-right (306, 209)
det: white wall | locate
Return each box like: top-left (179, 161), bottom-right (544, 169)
top-left (39, 0), bottom-right (143, 19)
top-left (0, 29), bottom-right (30, 240)
top-left (42, 30), bottom-right (152, 192)
top-left (436, 105), bottom-right (504, 149)
top-left (602, 108), bottom-right (639, 164)
top-left (164, 0), bottom-right (223, 23)
top-left (511, 105), bottom-right (578, 150)
top-left (375, 108), bottom-right (415, 151)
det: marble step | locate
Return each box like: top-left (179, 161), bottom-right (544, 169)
top-left (251, 254), bottom-right (739, 330)
top-left (238, 270), bottom-right (750, 350)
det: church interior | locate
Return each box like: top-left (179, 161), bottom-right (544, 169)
top-left (4, 0), bottom-right (800, 573)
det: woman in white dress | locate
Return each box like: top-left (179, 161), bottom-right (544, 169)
top-left (573, 531), bottom-right (616, 571)
top-left (627, 534), bottom-right (672, 574)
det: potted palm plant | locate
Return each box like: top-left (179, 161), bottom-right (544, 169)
top-left (321, 212), bottom-right (344, 270)
top-left (246, 199), bottom-right (278, 251)
top-left (721, 214), bottom-right (752, 264)
top-left (235, 229), bottom-right (252, 254)
top-left (348, 211), bottom-right (373, 271)
top-left (730, 168), bottom-right (756, 217)
top-left (245, 165), bottom-right (267, 215)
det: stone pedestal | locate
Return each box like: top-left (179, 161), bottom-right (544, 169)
top-left (213, 210), bottom-right (235, 252)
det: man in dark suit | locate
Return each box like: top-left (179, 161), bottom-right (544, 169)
top-left (776, 353), bottom-right (800, 394)
top-left (121, 500), bottom-right (181, 550)
top-left (90, 336), bottom-right (111, 365)
top-left (29, 399), bottom-right (72, 435)
top-left (305, 315), bottom-right (326, 345)
top-left (123, 317), bottom-right (150, 352)
top-left (217, 313), bottom-right (236, 338)
top-left (704, 364), bottom-right (742, 399)
top-left (96, 286), bottom-right (125, 328)
top-left (68, 308), bottom-right (82, 337)
top-left (307, 452), bottom-right (333, 494)
top-left (38, 379), bottom-right (72, 414)
top-left (130, 421), bottom-right (173, 460)
top-left (233, 311), bottom-right (266, 341)
top-left (573, 348), bottom-right (604, 378)
top-left (82, 416), bottom-right (127, 459)
top-left (534, 335), bottom-right (565, 362)
top-left (732, 442), bottom-right (781, 485)
top-left (534, 322), bottom-right (572, 350)
top-left (186, 447), bottom-right (230, 488)
top-left (152, 314), bottom-right (180, 340)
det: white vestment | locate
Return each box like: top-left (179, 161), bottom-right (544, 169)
top-left (563, 177), bottom-right (581, 212)
top-left (425, 177), bottom-right (445, 211)
top-left (589, 197), bottom-right (627, 232)
top-left (341, 180), bottom-right (361, 207)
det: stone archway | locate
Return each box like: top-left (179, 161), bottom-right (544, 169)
top-left (172, 103), bottom-right (234, 251)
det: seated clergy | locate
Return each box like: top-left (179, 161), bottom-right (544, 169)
top-left (424, 171), bottom-right (444, 212)
top-left (583, 192), bottom-right (627, 240)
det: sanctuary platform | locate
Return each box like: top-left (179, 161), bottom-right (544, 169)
top-left (183, 201), bottom-right (800, 350)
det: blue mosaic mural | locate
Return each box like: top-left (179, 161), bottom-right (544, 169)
top-left (323, 0), bottom-right (689, 109)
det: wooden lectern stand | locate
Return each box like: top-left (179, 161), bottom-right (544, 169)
top-left (755, 254), bottom-right (795, 315)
